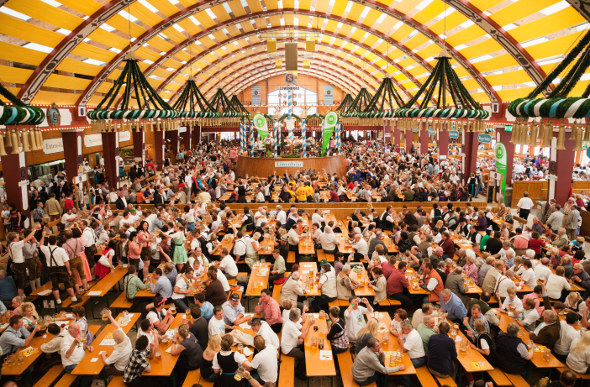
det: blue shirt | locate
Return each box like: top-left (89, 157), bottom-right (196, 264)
top-left (150, 276), bottom-right (173, 299)
top-left (0, 277), bottom-right (18, 302)
top-left (440, 293), bottom-right (467, 321)
top-left (200, 301), bottom-right (214, 321)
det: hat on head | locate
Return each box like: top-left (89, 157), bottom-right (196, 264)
top-left (320, 259), bottom-right (329, 267)
top-left (229, 293), bottom-right (240, 301)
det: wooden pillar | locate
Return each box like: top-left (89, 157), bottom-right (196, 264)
top-left (1, 149), bottom-right (29, 227)
top-left (153, 127), bottom-right (165, 171)
top-left (550, 135), bottom-right (575, 205)
top-left (182, 125), bottom-right (191, 151)
top-left (438, 130), bottom-right (449, 159)
top-left (132, 130), bottom-right (145, 164)
top-left (405, 129), bottom-right (413, 153)
top-left (61, 131), bottom-right (83, 185)
top-left (101, 131), bottom-right (119, 188)
top-left (462, 131), bottom-right (479, 183)
top-left (420, 122), bottom-right (429, 155)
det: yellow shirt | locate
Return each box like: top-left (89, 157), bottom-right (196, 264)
top-left (296, 186), bottom-right (307, 202)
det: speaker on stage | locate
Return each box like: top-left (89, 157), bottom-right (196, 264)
top-left (285, 42), bottom-right (298, 71)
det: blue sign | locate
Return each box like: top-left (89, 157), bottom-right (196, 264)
top-left (449, 130), bottom-right (459, 139)
top-left (428, 129), bottom-right (436, 136)
top-left (251, 86), bottom-right (261, 106)
top-left (586, 146), bottom-right (590, 159)
top-left (478, 133), bottom-right (492, 143)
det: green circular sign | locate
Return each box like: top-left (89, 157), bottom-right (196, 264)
top-left (495, 146), bottom-right (504, 159)
top-left (255, 117), bottom-right (265, 127)
top-left (326, 112), bottom-right (337, 125)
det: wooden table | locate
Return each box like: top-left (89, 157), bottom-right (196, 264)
top-left (383, 237), bottom-right (399, 254)
top-left (258, 238), bottom-right (275, 256)
top-left (300, 262), bottom-right (321, 297)
top-left (30, 281), bottom-right (54, 297)
top-left (440, 316), bottom-right (494, 373)
top-left (86, 265), bottom-right (128, 304)
top-left (245, 262), bottom-right (271, 297)
top-left (304, 314), bottom-right (337, 377)
top-left (351, 267), bottom-right (375, 297)
top-left (73, 312), bottom-right (141, 376)
top-left (497, 310), bottom-right (564, 369)
top-left (372, 311), bottom-right (416, 375)
top-left (405, 268), bottom-right (429, 295)
top-left (211, 234), bottom-right (235, 256)
top-left (335, 234), bottom-right (354, 255)
top-left (299, 234), bottom-right (315, 255)
top-left (144, 313), bottom-right (188, 376)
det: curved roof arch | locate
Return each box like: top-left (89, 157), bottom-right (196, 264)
top-left (0, 0), bottom-right (587, 107)
top-left (150, 28), bottom-right (422, 102)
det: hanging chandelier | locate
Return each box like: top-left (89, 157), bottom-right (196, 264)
top-left (394, 48), bottom-right (489, 134)
top-left (87, 54), bottom-right (179, 134)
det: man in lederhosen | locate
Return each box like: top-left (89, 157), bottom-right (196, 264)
top-left (39, 234), bottom-right (78, 306)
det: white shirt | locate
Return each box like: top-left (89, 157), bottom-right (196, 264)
top-left (319, 269), bottom-right (337, 298)
top-left (344, 306), bottom-right (369, 340)
top-left (137, 328), bottom-right (157, 346)
top-left (172, 276), bottom-right (192, 300)
top-left (8, 240), bottom-right (25, 264)
top-left (256, 321), bottom-right (280, 349)
top-left (520, 308), bottom-right (540, 328)
top-left (233, 237), bottom-right (248, 258)
top-left (312, 213), bottom-right (325, 226)
top-left (60, 333), bottom-right (85, 367)
top-left (502, 296), bottom-right (524, 314)
top-left (403, 329), bottom-right (426, 359)
top-left (250, 345), bottom-right (278, 383)
top-left (495, 275), bottom-right (519, 298)
top-left (546, 274), bottom-right (571, 299)
top-left (353, 239), bottom-right (369, 256)
top-left (521, 268), bottom-right (537, 288)
top-left (219, 255), bottom-right (238, 277)
top-left (40, 245), bottom-right (70, 267)
top-left (217, 269), bottom-right (230, 292)
top-left (276, 211), bottom-right (287, 226)
top-left (566, 337), bottom-right (590, 373)
top-left (554, 321), bottom-right (580, 356)
top-left (517, 197), bottom-right (534, 210)
top-left (208, 316), bottom-right (225, 336)
top-left (61, 212), bottom-right (77, 226)
top-left (534, 264), bottom-right (552, 284)
top-left (281, 320), bottom-right (301, 355)
top-left (105, 329), bottom-right (132, 371)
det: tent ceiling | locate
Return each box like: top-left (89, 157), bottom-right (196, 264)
top-left (0, 0), bottom-right (587, 107)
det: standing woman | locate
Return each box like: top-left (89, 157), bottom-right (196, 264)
top-left (95, 240), bottom-right (117, 279)
top-left (326, 306), bottom-right (349, 355)
top-left (9, 204), bottom-right (22, 232)
top-left (137, 221), bottom-right (152, 279)
top-left (212, 334), bottom-right (251, 387)
top-left (171, 224), bottom-right (188, 270)
top-left (127, 232), bottom-right (141, 270)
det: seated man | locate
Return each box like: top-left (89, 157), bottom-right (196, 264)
top-left (146, 296), bottom-right (174, 334)
top-left (352, 337), bottom-right (405, 387)
top-left (60, 322), bottom-right (94, 373)
top-left (439, 289), bottom-right (467, 324)
top-left (100, 310), bottom-right (133, 376)
top-left (427, 322), bottom-right (457, 379)
top-left (222, 293), bottom-right (251, 327)
top-left (0, 315), bottom-right (39, 355)
top-left (530, 310), bottom-right (561, 350)
top-left (495, 322), bottom-right (533, 375)
top-left (281, 308), bottom-right (312, 381)
top-left (123, 336), bottom-right (153, 386)
top-left (250, 335), bottom-right (278, 385)
top-left (397, 320), bottom-right (426, 368)
top-left (516, 298), bottom-right (541, 332)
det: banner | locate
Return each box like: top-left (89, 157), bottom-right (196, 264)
top-left (322, 111), bottom-right (338, 156)
top-left (251, 86), bottom-right (261, 106)
top-left (494, 142), bottom-right (507, 199)
top-left (324, 85), bottom-right (333, 105)
top-left (252, 113), bottom-right (268, 140)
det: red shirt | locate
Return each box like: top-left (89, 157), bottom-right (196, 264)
top-left (63, 198), bottom-right (74, 210)
top-left (440, 237), bottom-right (455, 257)
top-left (386, 268), bottom-right (410, 296)
top-left (381, 261), bottom-right (395, 279)
top-left (254, 297), bottom-right (282, 326)
top-left (527, 238), bottom-right (545, 255)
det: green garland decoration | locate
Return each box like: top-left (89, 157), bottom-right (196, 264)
top-left (0, 83), bottom-right (45, 126)
top-left (507, 29), bottom-right (590, 119)
top-left (173, 79), bottom-right (215, 118)
top-left (394, 54), bottom-right (489, 119)
top-left (364, 78), bottom-right (405, 116)
top-left (336, 94), bottom-right (353, 112)
top-left (88, 58), bottom-right (178, 120)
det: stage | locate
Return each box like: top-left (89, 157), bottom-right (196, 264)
top-left (235, 155), bottom-right (347, 177)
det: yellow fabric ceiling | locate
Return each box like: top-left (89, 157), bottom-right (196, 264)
top-left (0, 0), bottom-right (586, 108)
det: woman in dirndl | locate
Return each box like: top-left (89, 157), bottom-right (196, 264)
top-left (171, 224), bottom-right (188, 269)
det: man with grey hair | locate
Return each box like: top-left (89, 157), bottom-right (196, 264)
top-left (530, 309), bottom-right (561, 350)
top-left (495, 322), bottom-right (533, 375)
top-left (397, 320), bottom-right (426, 367)
top-left (417, 315), bottom-right (436, 354)
top-left (439, 289), bottom-right (467, 323)
top-left (352, 337), bottom-right (405, 387)
top-left (553, 228), bottom-right (569, 250)
top-left (368, 231), bottom-right (386, 258)
top-left (572, 263), bottom-right (590, 290)
top-left (281, 308), bottom-right (312, 380)
top-left (445, 266), bottom-right (468, 302)
top-left (280, 271), bottom-right (304, 309)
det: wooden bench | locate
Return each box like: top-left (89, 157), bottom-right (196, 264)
top-left (272, 273), bottom-right (289, 304)
top-left (558, 367), bottom-right (590, 380)
top-left (88, 324), bottom-right (101, 336)
top-left (377, 299), bottom-right (402, 307)
top-left (110, 292), bottom-right (134, 309)
top-left (107, 376), bottom-right (125, 386)
top-left (278, 354), bottom-right (295, 387)
top-left (436, 375), bottom-right (457, 386)
top-left (504, 372), bottom-right (529, 387)
top-left (414, 366), bottom-right (438, 387)
top-left (337, 350), bottom-right (376, 387)
top-left (487, 368), bottom-right (512, 386)
top-left (54, 372), bottom-right (78, 387)
top-left (487, 295), bottom-right (499, 305)
top-left (33, 364), bottom-right (64, 387)
top-left (182, 369), bottom-right (202, 387)
top-left (329, 299), bottom-right (350, 308)
top-left (287, 251), bottom-right (296, 264)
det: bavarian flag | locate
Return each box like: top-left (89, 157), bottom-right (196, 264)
top-left (322, 111), bottom-right (338, 156)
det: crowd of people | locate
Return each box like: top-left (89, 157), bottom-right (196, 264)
top-left (0, 140), bottom-right (588, 386)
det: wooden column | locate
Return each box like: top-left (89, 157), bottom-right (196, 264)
top-left (61, 131), bottom-right (83, 185)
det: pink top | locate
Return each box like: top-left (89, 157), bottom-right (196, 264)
top-left (523, 292), bottom-right (545, 316)
top-left (254, 297), bottom-right (282, 326)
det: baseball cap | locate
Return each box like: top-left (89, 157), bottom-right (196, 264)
top-left (229, 293), bottom-right (240, 301)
